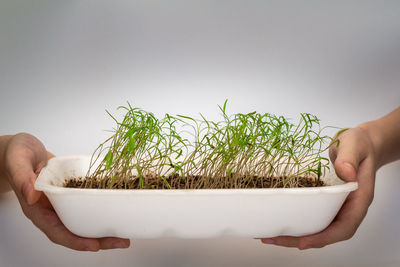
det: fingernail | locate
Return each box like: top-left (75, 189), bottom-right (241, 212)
top-left (112, 241), bottom-right (128, 248)
top-left (343, 162), bottom-right (357, 178)
top-left (262, 238), bottom-right (275, 244)
top-left (343, 162), bottom-right (354, 170)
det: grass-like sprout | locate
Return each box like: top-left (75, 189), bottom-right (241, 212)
top-left (67, 101), bottom-right (343, 189)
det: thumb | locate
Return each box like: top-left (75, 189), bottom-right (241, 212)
top-left (329, 129), bottom-right (368, 182)
top-left (22, 152), bottom-right (54, 205)
top-left (5, 133), bottom-right (50, 205)
top-left (8, 154), bottom-right (43, 205)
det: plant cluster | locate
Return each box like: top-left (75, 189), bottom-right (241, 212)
top-left (80, 101), bottom-right (341, 189)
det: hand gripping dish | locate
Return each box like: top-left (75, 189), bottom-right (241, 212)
top-left (35, 155), bottom-right (358, 238)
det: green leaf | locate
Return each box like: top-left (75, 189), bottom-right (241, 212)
top-left (105, 151), bottom-right (113, 170)
top-left (223, 99), bottom-right (228, 114)
top-left (317, 161), bottom-right (322, 179)
top-left (135, 165), bottom-right (144, 188)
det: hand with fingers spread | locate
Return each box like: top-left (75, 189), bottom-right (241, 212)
top-left (0, 133), bottom-right (131, 251)
top-left (259, 106), bottom-right (400, 250)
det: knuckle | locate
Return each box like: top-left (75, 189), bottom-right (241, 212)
top-left (328, 145), bottom-right (335, 152)
top-left (15, 132), bottom-right (31, 139)
top-left (343, 230), bottom-right (356, 241)
top-left (329, 148), bottom-right (337, 161)
top-left (328, 145), bottom-right (337, 155)
top-left (366, 192), bottom-right (375, 206)
top-left (71, 244), bottom-right (89, 251)
top-left (298, 242), bottom-right (325, 250)
top-left (45, 233), bottom-right (82, 251)
top-left (20, 206), bottom-right (31, 219)
top-left (45, 233), bottom-right (58, 245)
top-left (39, 209), bottom-right (57, 225)
top-left (298, 244), bottom-right (308, 250)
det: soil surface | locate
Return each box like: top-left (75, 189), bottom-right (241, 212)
top-left (64, 175), bottom-right (326, 189)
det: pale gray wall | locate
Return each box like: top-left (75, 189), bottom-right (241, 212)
top-left (1, 1), bottom-right (400, 266)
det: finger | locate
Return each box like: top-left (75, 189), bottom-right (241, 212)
top-left (41, 210), bottom-right (100, 251)
top-left (28, 152), bottom-right (56, 204)
top-left (330, 129), bottom-right (369, 182)
top-left (7, 154), bottom-right (42, 205)
top-left (296, 197), bottom-right (362, 249)
top-left (260, 157), bottom-right (375, 250)
top-left (98, 237), bottom-right (131, 249)
top-left (38, 211), bottom-right (130, 251)
top-left (261, 192), bottom-right (363, 249)
top-left (261, 236), bottom-right (300, 248)
top-left (26, 195), bottom-right (131, 251)
top-left (5, 134), bottom-right (49, 205)
top-left (27, 195), bottom-right (101, 251)
top-left (34, 151), bottom-right (55, 175)
top-left (295, 157), bottom-right (375, 249)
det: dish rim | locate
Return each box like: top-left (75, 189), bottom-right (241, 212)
top-left (35, 155), bottom-right (358, 195)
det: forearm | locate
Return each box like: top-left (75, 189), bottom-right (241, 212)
top-left (0, 135), bottom-right (13, 193)
top-left (358, 106), bottom-right (400, 169)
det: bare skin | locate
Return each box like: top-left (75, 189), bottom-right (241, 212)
top-left (259, 106), bottom-right (400, 249)
top-left (0, 133), bottom-right (131, 251)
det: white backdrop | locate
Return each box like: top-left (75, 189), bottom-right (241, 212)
top-left (1, 1), bottom-right (400, 266)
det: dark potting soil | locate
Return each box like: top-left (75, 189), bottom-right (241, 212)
top-left (63, 175), bottom-right (326, 189)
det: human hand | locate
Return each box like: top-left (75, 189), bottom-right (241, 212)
top-left (259, 126), bottom-right (377, 249)
top-left (1, 133), bottom-right (131, 251)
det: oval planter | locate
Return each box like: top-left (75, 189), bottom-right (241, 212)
top-left (34, 155), bottom-right (358, 239)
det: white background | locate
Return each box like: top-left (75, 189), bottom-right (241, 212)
top-left (1, 1), bottom-right (400, 266)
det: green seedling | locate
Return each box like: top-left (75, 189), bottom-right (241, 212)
top-left (81, 100), bottom-right (343, 189)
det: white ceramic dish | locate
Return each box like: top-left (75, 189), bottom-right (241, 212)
top-left (34, 155), bottom-right (358, 239)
